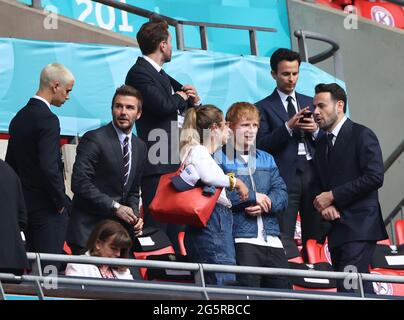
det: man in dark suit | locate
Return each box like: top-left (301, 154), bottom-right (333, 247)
top-left (0, 160), bottom-right (29, 276)
top-left (125, 17), bottom-right (200, 250)
top-left (312, 83), bottom-right (388, 293)
top-left (67, 85), bottom-right (146, 255)
top-left (256, 49), bottom-right (327, 252)
top-left (6, 63), bottom-right (74, 260)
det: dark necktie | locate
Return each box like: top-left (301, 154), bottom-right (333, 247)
top-left (286, 96), bottom-right (296, 119)
top-left (327, 133), bottom-right (334, 160)
top-left (123, 136), bottom-right (130, 186)
top-left (287, 96), bottom-right (304, 143)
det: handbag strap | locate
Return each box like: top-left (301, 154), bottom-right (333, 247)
top-left (178, 146), bottom-right (194, 172)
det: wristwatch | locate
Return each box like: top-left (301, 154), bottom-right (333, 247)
top-left (112, 200), bottom-right (121, 212)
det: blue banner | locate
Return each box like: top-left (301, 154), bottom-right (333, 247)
top-left (18, 0), bottom-right (291, 57)
top-left (0, 38), bottom-right (346, 136)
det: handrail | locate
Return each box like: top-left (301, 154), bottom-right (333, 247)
top-left (384, 197), bottom-right (404, 225)
top-left (0, 272), bottom-right (377, 301)
top-left (384, 139), bottom-right (404, 173)
top-left (294, 29), bottom-right (344, 80)
top-left (28, 0), bottom-right (277, 56)
top-left (2, 252), bottom-right (400, 300)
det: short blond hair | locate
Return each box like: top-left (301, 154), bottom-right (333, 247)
top-left (39, 63), bottom-right (75, 88)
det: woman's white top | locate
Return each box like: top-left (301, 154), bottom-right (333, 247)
top-left (182, 144), bottom-right (231, 207)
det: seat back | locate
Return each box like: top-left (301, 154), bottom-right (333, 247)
top-left (395, 220), bottom-right (404, 245)
top-left (305, 239), bottom-right (332, 265)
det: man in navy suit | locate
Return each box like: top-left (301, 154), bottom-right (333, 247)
top-left (312, 83), bottom-right (387, 293)
top-left (125, 17), bottom-right (200, 250)
top-left (256, 49), bottom-right (327, 253)
top-left (6, 63), bottom-right (74, 261)
top-left (67, 85), bottom-right (146, 255)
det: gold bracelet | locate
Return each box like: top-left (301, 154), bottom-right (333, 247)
top-left (227, 173), bottom-right (236, 191)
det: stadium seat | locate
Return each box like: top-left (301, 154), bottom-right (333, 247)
top-left (294, 212), bottom-right (302, 246)
top-left (177, 231), bottom-right (187, 256)
top-left (395, 220), bottom-right (404, 245)
top-left (354, 0), bottom-right (404, 29)
top-left (370, 268), bottom-right (404, 296)
top-left (314, 0), bottom-right (345, 10)
top-left (63, 242), bottom-right (73, 255)
top-left (305, 239), bottom-right (333, 265)
top-left (377, 238), bottom-right (392, 246)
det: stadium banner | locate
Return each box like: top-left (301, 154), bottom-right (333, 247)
top-left (17, 0), bottom-right (290, 57)
top-left (0, 37), bottom-right (347, 136)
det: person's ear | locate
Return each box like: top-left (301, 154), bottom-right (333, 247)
top-left (271, 70), bottom-right (277, 80)
top-left (135, 110), bottom-right (142, 120)
top-left (337, 100), bottom-right (344, 114)
top-left (50, 81), bottom-right (60, 94)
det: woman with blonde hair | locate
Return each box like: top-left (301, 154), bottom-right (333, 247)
top-left (179, 105), bottom-right (248, 285)
top-left (65, 219), bottom-right (133, 279)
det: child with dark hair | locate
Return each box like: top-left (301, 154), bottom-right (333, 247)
top-left (66, 219), bottom-right (133, 279)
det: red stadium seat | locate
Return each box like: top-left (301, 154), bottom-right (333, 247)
top-left (377, 238), bottom-right (392, 246)
top-left (177, 231), bottom-right (187, 256)
top-left (63, 242), bottom-right (73, 255)
top-left (134, 246), bottom-right (176, 280)
top-left (370, 268), bottom-right (404, 296)
top-left (290, 239), bottom-right (336, 292)
top-left (315, 0), bottom-right (345, 10)
top-left (395, 220), bottom-right (404, 245)
top-left (354, 0), bottom-right (404, 29)
top-left (305, 239), bottom-right (333, 265)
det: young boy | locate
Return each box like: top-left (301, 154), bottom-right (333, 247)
top-left (215, 102), bottom-right (291, 289)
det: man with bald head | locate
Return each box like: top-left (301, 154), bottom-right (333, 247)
top-left (6, 63), bottom-right (75, 260)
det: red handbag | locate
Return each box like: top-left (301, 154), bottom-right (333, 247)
top-left (149, 165), bottom-right (222, 228)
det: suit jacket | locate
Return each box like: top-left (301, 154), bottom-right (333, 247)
top-left (5, 98), bottom-right (68, 212)
top-left (125, 56), bottom-right (193, 176)
top-left (67, 123), bottom-right (147, 248)
top-left (313, 118), bottom-right (388, 248)
top-left (256, 89), bottom-right (319, 189)
top-left (0, 160), bottom-right (29, 269)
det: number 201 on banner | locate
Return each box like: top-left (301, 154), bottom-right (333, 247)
top-left (75, 0), bottom-right (133, 33)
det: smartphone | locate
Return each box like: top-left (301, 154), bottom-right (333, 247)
top-left (299, 111), bottom-right (312, 122)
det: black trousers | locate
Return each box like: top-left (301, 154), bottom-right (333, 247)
top-left (26, 208), bottom-right (69, 270)
top-left (235, 242), bottom-right (292, 289)
top-left (278, 159), bottom-right (330, 249)
top-left (141, 174), bottom-right (185, 253)
top-left (330, 241), bottom-right (376, 294)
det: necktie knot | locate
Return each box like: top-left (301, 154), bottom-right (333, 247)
top-left (286, 96), bottom-right (293, 103)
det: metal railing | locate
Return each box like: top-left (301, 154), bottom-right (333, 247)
top-left (294, 29), bottom-right (344, 80)
top-left (28, 0), bottom-right (277, 56)
top-left (1, 252), bottom-right (404, 300)
top-left (383, 139), bottom-right (404, 234)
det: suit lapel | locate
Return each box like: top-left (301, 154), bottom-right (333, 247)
top-left (106, 123), bottom-right (125, 188)
top-left (328, 119), bottom-right (352, 168)
top-left (269, 89), bottom-right (289, 122)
